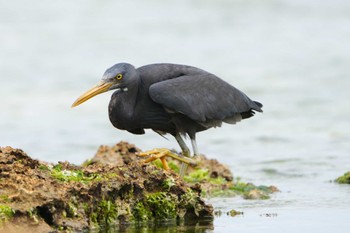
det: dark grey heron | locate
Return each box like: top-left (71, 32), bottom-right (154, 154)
top-left (72, 63), bottom-right (263, 177)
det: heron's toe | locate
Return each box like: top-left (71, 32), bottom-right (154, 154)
top-left (137, 148), bottom-right (197, 168)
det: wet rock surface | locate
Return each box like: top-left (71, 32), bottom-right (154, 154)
top-left (0, 141), bottom-right (277, 232)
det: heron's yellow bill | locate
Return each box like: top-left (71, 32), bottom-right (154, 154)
top-left (71, 81), bottom-right (113, 107)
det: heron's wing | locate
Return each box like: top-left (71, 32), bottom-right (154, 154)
top-left (149, 74), bottom-right (262, 123)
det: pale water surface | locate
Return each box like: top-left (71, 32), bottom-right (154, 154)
top-left (1, 0), bottom-right (350, 232)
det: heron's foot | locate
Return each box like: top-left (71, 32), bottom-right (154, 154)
top-left (137, 148), bottom-right (197, 171)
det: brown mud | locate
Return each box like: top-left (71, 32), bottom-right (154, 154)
top-left (0, 141), bottom-right (277, 232)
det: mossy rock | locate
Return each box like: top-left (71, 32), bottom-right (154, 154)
top-left (0, 145), bottom-right (213, 232)
top-left (0, 141), bottom-right (278, 232)
top-left (335, 172), bottom-right (350, 184)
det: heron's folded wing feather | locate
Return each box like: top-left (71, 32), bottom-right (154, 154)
top-left (149, 74), bottom-right (261, 123)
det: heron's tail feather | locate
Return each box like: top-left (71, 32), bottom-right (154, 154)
top-left (254, 101), bottom-right (263, 109)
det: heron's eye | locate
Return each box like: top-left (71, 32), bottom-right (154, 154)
top-left (116, 74), bottom-right (123, 80)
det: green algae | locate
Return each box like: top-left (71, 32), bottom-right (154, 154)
top-left (229, 179), bottom-right (275, 199)
top-left (163, 177), bottom-right (176, 191)
top-left (145, 192), bottom-right (177, 220)
top-left (96, 200), bottom-right (118, 226)
top-left (38, 164), bottom-right (50, 171)
top-left (184, 168), bottom-right (210, 183)
top-left (88, 199), bottom-right (118, 227)
top-left (27, 208), bottom-right (40, 224)
top-left (0, 195), bottom-right (9, 203)
top-left (335, 171), bottom-right (350, 184)
top-left (65, 202), bottom-right (79, 218)
top-left (0, 205), bottom-right (14, 224)
top-left (50, 164), bottom-right (101, 183)
top-left (184, 168), bottom-right (226, 185)
top-left (86, 192), bottom-right (180, 227)
top-left (184, 168), bottom-right (277, 199)
top-left (132, 201), bottom-right (152, 221)
top-left (178, 188), bottom-right (199, 216)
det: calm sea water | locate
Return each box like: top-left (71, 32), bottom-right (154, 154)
top-left (1, 0), bottom-right (350, 232)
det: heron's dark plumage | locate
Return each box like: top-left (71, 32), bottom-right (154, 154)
top-left (71, 62), bottom-right (263, 177)
top-left (106, 63), bottom-right (262, 139)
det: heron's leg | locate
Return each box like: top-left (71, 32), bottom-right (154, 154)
top-left (175, 134), bottom-right (191, 157)
top-left (190, 135), bottom-right (200, 156)
top-left (175, 134), bottom-right (191, 177)
top-left (179, 163), bottom-right (188, 178)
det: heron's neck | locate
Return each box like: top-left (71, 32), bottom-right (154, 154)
top-left (108, 78), bottom-right (140, 129)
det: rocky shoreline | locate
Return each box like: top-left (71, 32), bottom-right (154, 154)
top-left (0, 142), bottom-right (278, 232)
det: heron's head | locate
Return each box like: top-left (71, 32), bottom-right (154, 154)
top-left (71, 63), bottom-right (137, 107)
